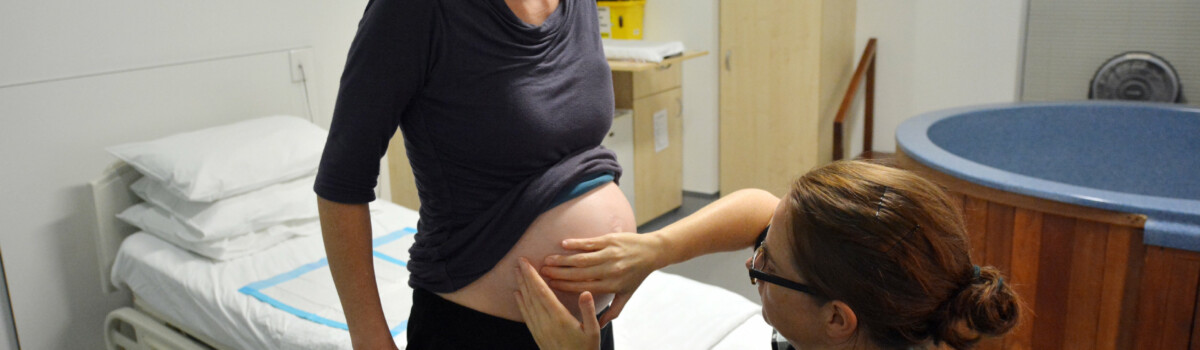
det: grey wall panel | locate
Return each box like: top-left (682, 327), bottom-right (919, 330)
top-left (1022, 0), bottom-right (1200, 105)
top-left (0, 50), bottom-right (309, 349)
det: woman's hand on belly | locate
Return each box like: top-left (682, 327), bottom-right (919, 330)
top-left (437, 183), bottom-right (634, 322)
top-left (539, 232), bottom-right (669, 326)
top-left (515, 258), bottom-right (602, 350)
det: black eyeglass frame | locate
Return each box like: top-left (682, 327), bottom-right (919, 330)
top-left (749, 229), bottom-right (822, 297)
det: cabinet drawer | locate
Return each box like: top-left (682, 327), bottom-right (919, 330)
top-left (612, 63), bottom-right (682, 109)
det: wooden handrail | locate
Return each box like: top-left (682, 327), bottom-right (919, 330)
top-left (833, 38), bottom-right (877, 161)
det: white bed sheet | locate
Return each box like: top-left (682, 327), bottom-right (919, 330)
top-left (613, 272), bottom-right (764, 349)
top-left (712, 314), bottom-right (774, 349)
top-left (112, 201), bottom-right (768, 349)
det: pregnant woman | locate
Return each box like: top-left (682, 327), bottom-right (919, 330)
top-left (314, 0), bottom-right (632, 349)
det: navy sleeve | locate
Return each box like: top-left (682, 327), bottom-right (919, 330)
top-left (315, 0), bottom-right (436, 203)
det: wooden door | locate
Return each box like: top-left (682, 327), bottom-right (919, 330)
top-left (719, 0), bottom-right (855, 197)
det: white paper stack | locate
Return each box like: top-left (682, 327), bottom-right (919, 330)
top-left (602, 39), bottom-right (686, 63)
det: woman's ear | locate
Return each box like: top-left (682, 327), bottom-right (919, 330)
top-left (824, 300), bottom-right (858, 342)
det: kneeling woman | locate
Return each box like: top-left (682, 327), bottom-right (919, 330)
top-left (517, 161), bottom-right (1021, 350)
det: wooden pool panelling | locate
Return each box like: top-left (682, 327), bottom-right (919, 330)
top-left (898, 152), bottom-right (1200, 349)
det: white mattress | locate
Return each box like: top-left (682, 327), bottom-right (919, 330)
top-left (712, 315), bottom-right (774, 350)
top-left (112, 201), bottom-right (768, 349)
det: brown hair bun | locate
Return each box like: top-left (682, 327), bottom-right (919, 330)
top-left (934, 266), bottom-right (1020, 349)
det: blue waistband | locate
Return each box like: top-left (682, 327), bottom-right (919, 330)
top-left (549, 172), bottom-right (615, 208)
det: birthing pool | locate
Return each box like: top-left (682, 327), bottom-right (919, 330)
top-left (896, 102), bottom-right (1200, 349)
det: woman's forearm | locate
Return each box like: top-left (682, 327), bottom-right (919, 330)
top-left (653, 188), bottom-right (779, 267)
top-left (317, 196), bottom-right (395, 348)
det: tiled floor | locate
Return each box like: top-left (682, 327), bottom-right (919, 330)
top-left (637, 192), bottom-right (762, 304)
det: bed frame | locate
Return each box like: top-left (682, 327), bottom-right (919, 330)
top-left (89, 47), bottom-right (318, 350)
top-left (92, 163), bottom-right (229, 350)
top-left (87, 45), bottom-right (771, 350)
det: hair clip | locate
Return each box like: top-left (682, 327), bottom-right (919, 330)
top-left (875, 186), bottom-right (890, 219)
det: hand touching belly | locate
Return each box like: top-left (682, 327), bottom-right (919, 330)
top-left (438, 183), bottom-right (635, 322)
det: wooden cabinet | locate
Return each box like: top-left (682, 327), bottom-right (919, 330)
top-left (610, 52), bottom-right (704, 225)
top-left (719, 0), bottom-right (856, 197)
top-left (626, 81), bottom-right (682, 225)
top-left (612, 61), bottom-right (680, 225)
top-left (601, 110), bottom-right (635, 210)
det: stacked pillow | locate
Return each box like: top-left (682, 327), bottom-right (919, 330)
top-left (108, 115), bottom-right (329, 260)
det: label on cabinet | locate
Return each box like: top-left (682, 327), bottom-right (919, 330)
top-left (597, 7), bottom-right (612, 38)
top-left (653, 108), bottom-right (669, 152)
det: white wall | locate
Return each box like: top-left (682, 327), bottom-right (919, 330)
top-left (0, 2), bottom-right (365, 348)
top-left (644, 0), bottom-right (722, 194)
top-left (848, 0), bottom-right (1027, 156)
top-left (0, 258), bottom-right (15, 350)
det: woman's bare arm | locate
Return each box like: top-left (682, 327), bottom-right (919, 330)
top-left (318, 196), bottom-right (396, 349)
top-left (544, 188), bottom-right (778, 276)
top-left (655, 188), bottom-right (779, 265)
top-left (539, 188), bottom-right (779, 325)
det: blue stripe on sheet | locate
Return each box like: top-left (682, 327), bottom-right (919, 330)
top-left (391, 320), bottom-right (408, 337)
top-left (373, 251), bottom-right (407, 267)
top-left (373, 227), bottom-right (418, 248)
top-left (239, 286), bottom-right (350, 330)
top-left (242, 258), bottom-right (329, 291)
top-left (237, 227), bottom-right (419, 334)
top-left (372, 228), bottom-right (416, 267)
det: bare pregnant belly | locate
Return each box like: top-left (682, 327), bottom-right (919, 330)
top-left (437, 182), bottom-right (635, 322)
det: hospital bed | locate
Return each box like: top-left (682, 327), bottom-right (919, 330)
top-left (87, 49), bottom-right (773, 350)
top-left (93, 163), bottom-right (772, 349)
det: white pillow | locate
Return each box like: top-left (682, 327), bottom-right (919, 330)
top-left (130, 175), bottom-right (319, 242)
top-left (117, 203), bottom-right (318, 260)
top-left (106, 115), bottom-right (327, 202)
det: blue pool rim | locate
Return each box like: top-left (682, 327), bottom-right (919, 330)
top-left (895, 101), bottom-right (1200, 252)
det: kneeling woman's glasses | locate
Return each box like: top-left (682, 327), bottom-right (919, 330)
top-left (749, 239), bottom-right (821, 297)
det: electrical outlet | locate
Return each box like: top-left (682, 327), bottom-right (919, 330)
top-left (289, 48), bottom-right (314, 83)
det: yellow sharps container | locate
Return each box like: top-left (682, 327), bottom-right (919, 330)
top-left (596, 1), bottom-right (645, 40)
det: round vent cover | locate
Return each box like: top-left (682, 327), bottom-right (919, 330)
top-left (1090, 52), bottom-right (1181, 103)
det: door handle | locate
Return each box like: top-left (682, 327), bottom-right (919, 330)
top-left (724, 50), bottom-right (732, 71)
